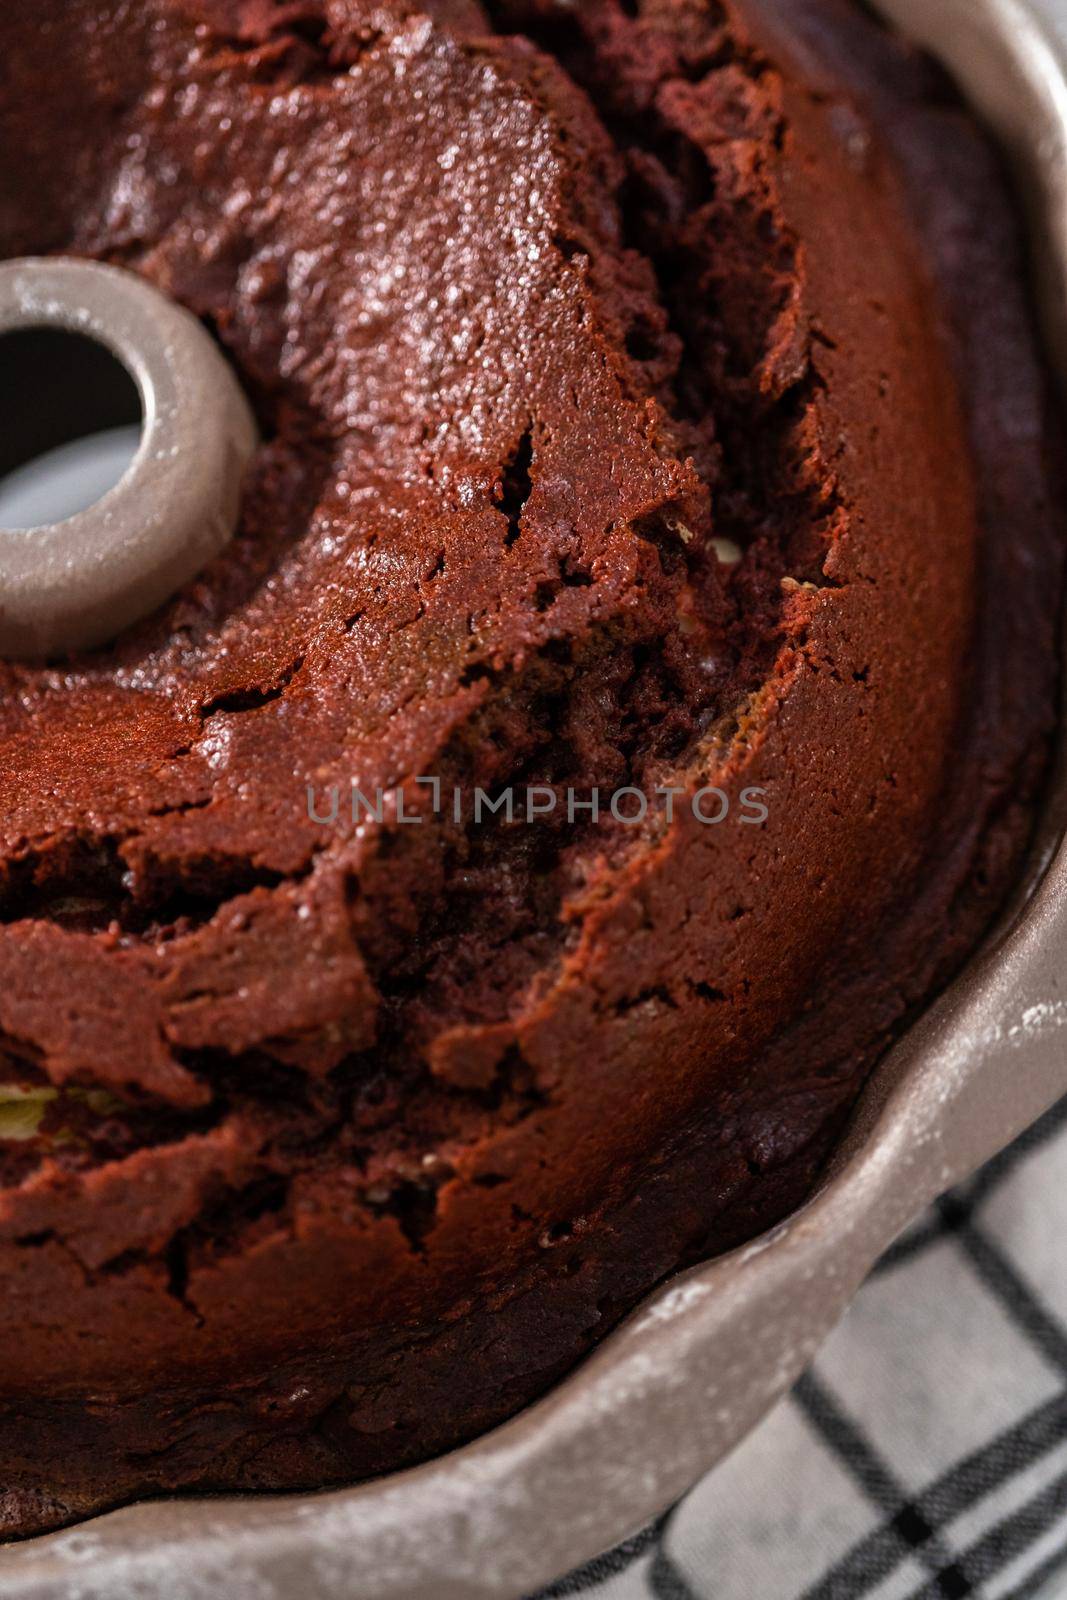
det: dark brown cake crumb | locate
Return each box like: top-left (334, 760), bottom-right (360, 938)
top-left (0, 0), bottom-right (1062, 1534)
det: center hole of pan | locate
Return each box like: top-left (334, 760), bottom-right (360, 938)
top-left (0, 327), bottom-right (144, 531)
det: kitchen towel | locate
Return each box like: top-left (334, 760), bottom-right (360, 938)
top-left (534, 1096), bottom-right (1067, 1600)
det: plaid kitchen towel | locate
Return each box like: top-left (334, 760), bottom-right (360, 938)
top-left (533, 1096), bottom-right (1067, 1600)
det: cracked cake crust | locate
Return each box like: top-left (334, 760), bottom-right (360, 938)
top-left (0, 0), bottom-right (1062, 1535)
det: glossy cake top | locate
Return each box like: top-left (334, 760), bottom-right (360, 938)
top-left (0, 0), bottom-right (841, 1130)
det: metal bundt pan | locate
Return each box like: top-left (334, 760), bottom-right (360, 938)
top-left (1, 0), bottom-right (1065, 1593)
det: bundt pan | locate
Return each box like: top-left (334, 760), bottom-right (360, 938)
top-left (0, 0), bottom-right (1066, 1595)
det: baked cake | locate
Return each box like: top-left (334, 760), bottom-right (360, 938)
top-left (0, 0), bottom-right (1062, 1535)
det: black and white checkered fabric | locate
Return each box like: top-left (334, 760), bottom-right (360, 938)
top-left (534, 1098), bottom-right (1067, 1600)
